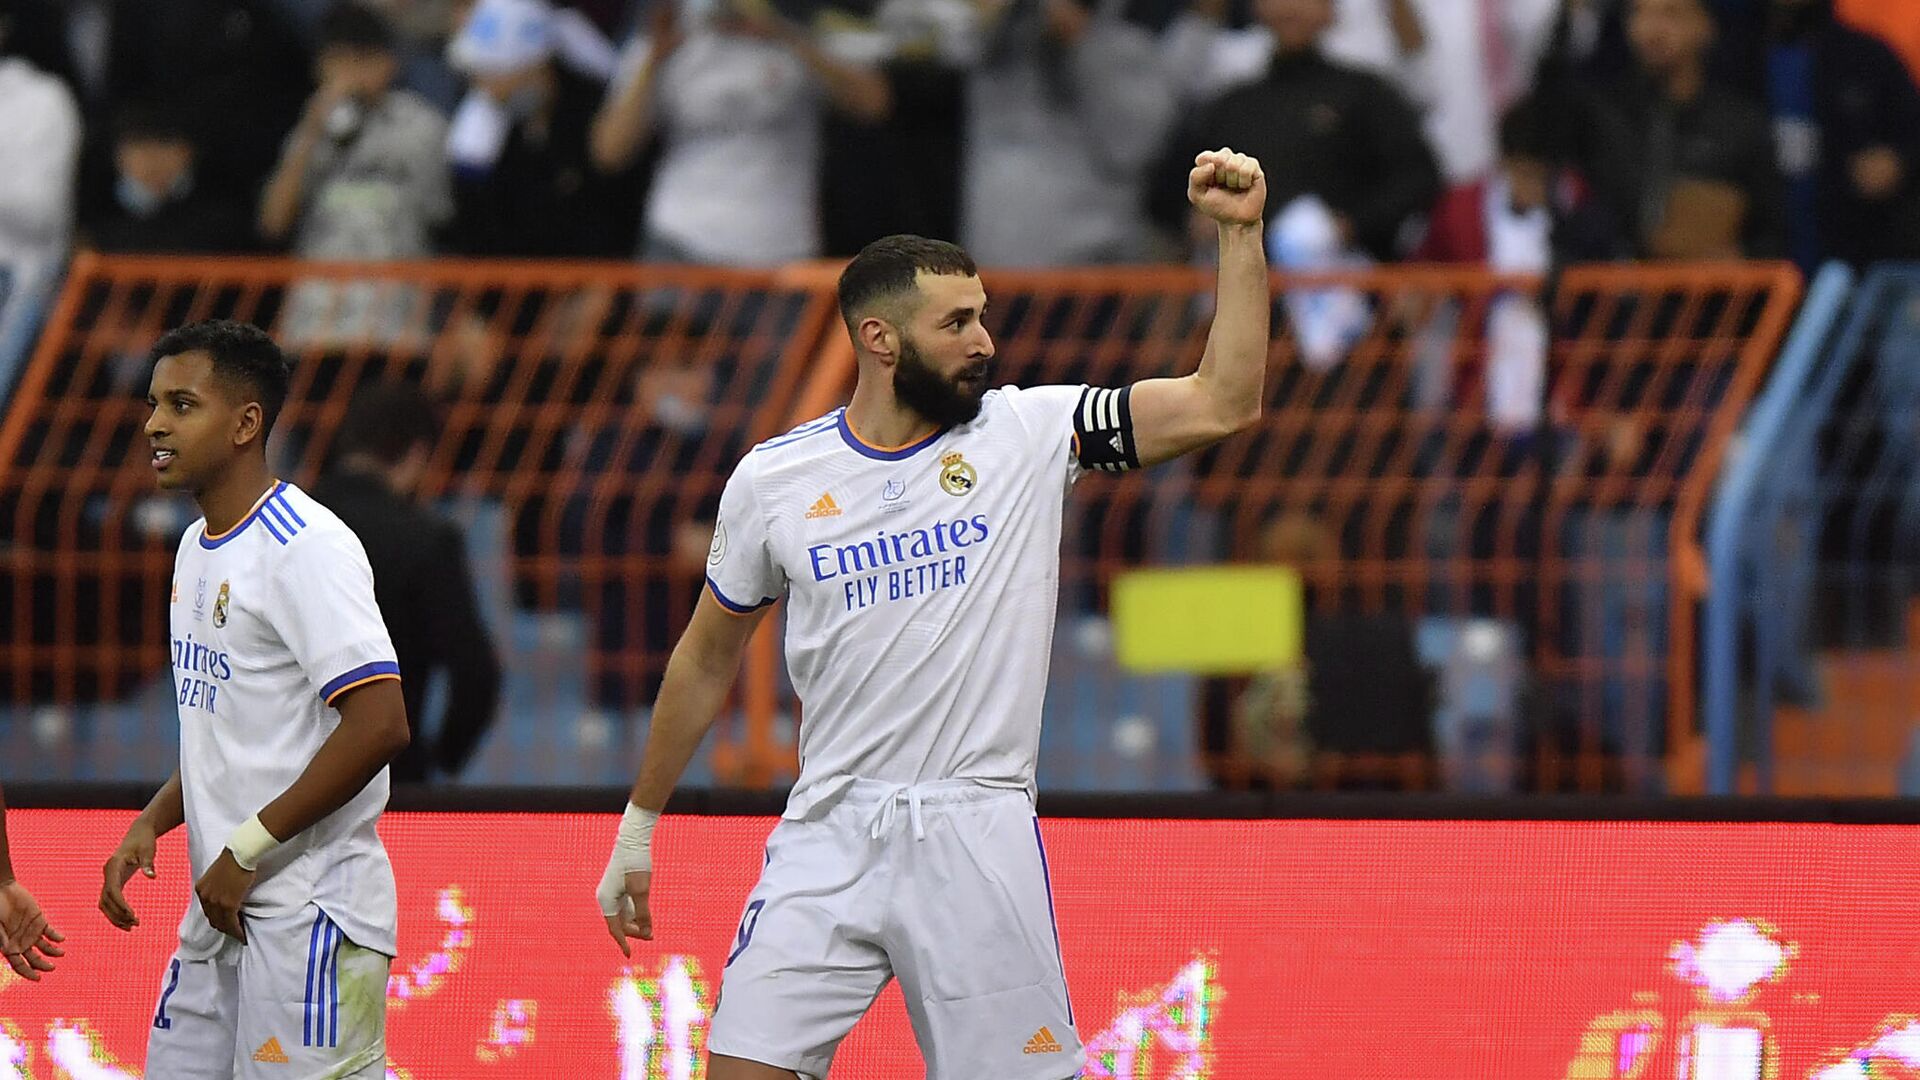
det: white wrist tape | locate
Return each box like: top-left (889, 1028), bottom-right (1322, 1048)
top-left (225, 814), bottom-right (281, 872)
top-left (611, 803), bottom-right (659, 873)
top-left (597, 803), bottom-right (660, 917)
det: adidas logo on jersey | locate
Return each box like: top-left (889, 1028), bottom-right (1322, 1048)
top-left (805, 492), bottom-right (843, 519)
top-left (252, 1037), bottom-right (290, 1063)
top-left (1022, 1026), bottom-right (1064, 1054)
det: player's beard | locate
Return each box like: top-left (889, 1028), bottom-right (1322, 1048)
top-left (893, 334), bottom-right (987, 428)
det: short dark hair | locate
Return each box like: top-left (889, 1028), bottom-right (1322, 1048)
top-left (115, 102), bottom-right (194, 146)
top-left (837, 235), bottom-right (978, 328)
top-left (318, 1), bottom-right (396, 52)
top-left (333, 381), bottom-right (440, 465)
top-left (148, 320), bottom-right (294, 438)
top-left (1497, 96), bottom-right (1566, 165)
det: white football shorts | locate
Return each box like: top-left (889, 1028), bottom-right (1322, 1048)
top-left (708, 778), bottom-right (1083, 1079)
top-left (145, 903), bottom-right (390, 1079)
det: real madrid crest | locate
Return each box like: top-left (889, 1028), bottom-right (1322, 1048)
top-left (213, 580), bottom-right (230, 628)
top-left (938, 451), bottom-right (977, 497)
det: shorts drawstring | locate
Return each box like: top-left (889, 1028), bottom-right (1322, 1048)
top-left (865, 783), bottom-right (931, 841)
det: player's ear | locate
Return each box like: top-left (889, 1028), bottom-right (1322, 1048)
top-left (856, 315), bottom-right (898, 363)
top-left (231, 400), bottom-right (265, 449)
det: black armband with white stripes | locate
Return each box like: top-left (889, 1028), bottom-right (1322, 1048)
top-left (1072, 385), bottom-right (1139, 472)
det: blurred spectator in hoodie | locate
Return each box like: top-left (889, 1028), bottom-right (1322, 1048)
top-left (85, 105), bottom-right (253, 254)
top-left (1750, 0), bottom-right (1920, 267)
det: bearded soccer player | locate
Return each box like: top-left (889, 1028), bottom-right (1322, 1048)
top-left (0, 780), bottom-right (65, 980)
top-left (102, 320), bottom-right (409, 1077)
top-left (598, 148), bottom-right (1270, 1079)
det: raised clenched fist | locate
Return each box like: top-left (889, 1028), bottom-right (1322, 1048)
top-left (1188, 147), bottom-right (1266, 228)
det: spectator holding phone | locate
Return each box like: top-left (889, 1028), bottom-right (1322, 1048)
top-left (590, 0), bottom-right (891, 265)
top-left (444, 0), bottom-right (640, 257)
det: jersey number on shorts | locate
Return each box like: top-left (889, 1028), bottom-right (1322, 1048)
top-left (153, 958), bottom-right (182, 1030)
top-left (726, 899), bottom-right (766, 968)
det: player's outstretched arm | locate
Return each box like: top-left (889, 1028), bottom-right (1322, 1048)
top-left (193, 681), bottom-right (409, 943)
top-left (1126, 148), bottom-right (1270, 467)
top-left (0, 780), bottom-right (65, 979)
top-left (599, 589), bottom-right (775, 956)
top-left (99, 768), bottom-right (182, 932)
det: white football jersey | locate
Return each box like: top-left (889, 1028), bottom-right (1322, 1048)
top-left (168, 482), bottom-right (401, 959)
top-left (706, 384), bottom-right (1138, 819)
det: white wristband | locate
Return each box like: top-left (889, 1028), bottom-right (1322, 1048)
top-left (225, 814), bottom-right (282, 872)
top-left (596, 803), bottom-right (660, 917)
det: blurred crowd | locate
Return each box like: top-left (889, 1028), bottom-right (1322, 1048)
top-left (0, 0), bottom-right (1916, 297)
top-left (3, 0), bottom-right (1911, 791)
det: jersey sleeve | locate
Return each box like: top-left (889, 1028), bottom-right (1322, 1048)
top-left (272, 528), bottom-right (402, 707)
top-left (999, 383), bottom-right (1143, 481)
top-left (706, 453), bottom-right (785, 614)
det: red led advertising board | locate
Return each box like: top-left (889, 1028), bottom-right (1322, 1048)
top-left (4, 810), bottom-right (1920, 1077)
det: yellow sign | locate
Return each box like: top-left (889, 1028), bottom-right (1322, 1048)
top-left (1110, 566), bottom-right (1304, 674)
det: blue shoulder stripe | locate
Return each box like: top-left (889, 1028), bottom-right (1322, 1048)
top-left (756, 410), bottom-right (843, 453)
top-left (261, 499), bottom-right (300, 542)
top-left (273, 492), bottom-right (307, 528)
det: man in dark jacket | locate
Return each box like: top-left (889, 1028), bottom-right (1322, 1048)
top-left (99, 0), bottom-right (311, 205)
top-left (1755, 0), bottom-right (1920, 267)
top-left (1575, 0), bottom-right (1786, 259)
top-left (312, 382), bottom-right (502, 783)
top-left (85, 105), bottom-right (254, 254)
top-left (1152, 0), bottom-right (1440, 261)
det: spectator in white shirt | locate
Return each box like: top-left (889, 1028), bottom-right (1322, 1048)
top-left (0, 11), bottom-right (81, 363)
top-left (258, 2), bottom-right (453, 260)
top-left (962, 0), bottom-right (1184, 265)
top-left (590, 0), bottom-right (891, 266)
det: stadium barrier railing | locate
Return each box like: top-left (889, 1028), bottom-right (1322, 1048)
top-left (1708, 264), bottom-right (1920, 796)
top-left (1700, 262), bottom-right (1856, 793)
top-left (0, 256), bottom-right (1803, 793)
top-left (749, 262), bottom-right (1804, 794)
top-left (0, 253), bottom-right (838, 784)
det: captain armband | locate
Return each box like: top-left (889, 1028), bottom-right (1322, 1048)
top-left (1071, 385), bottom-right (1139, 472)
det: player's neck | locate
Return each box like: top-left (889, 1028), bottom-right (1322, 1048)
top-left (844, 384), bottom-right (939, 451)
top-left (197, 458), bottom-right (279, 537)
